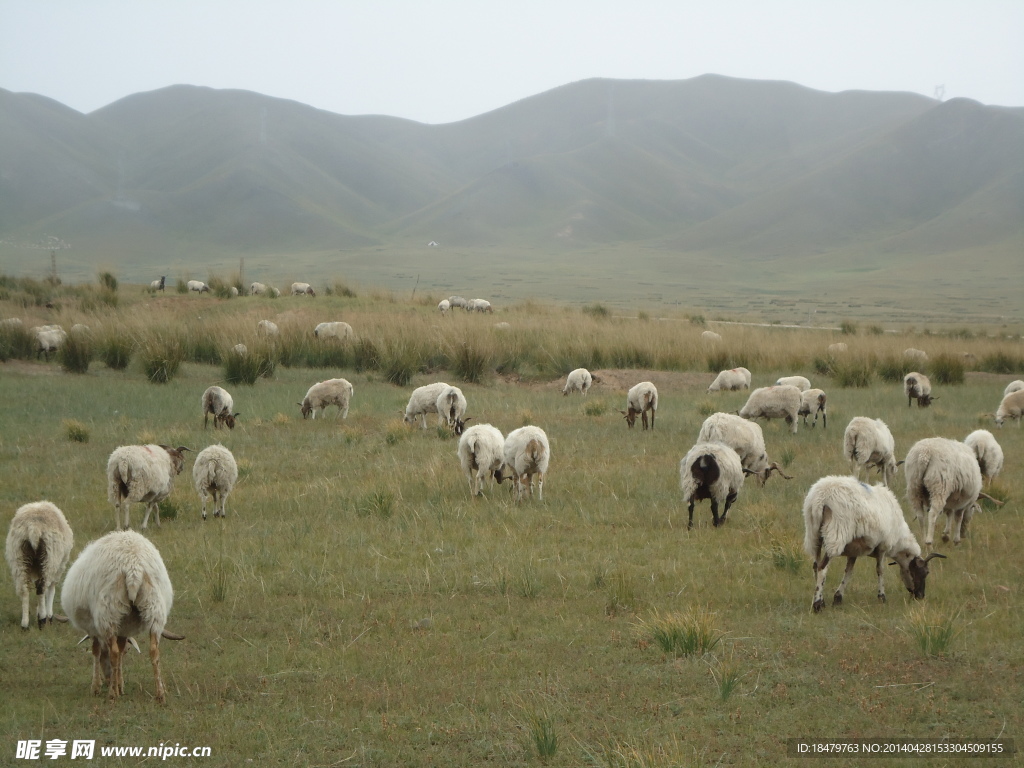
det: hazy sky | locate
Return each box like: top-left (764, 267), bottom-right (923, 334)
top-left (2, 1), bottom-right (1022, 124)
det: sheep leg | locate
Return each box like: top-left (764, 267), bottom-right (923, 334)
top-left (710, 498), bottom-right (721, 527)
top-left (18, 581), bottom-right (30, 630)
top-left (536, 472), bottom-right (544, 501)
top-left (150, 632), bottom-right (165, 704)
top-left (812, 553), bottom-right (831, 612)
top-left (832, 557), bottom-right (857, 605)
top-left (787, 416), bottom-right (797, 434)
top-left (200, 489), bottom-right (209, 520)
top-left (44, 581), bottom-right (57, 624)
top-left (875, 556), bottom-right (886, 603)
top-left (720, 490), bottom-right (738, 524)
top-left (687, 499), bottom-right (696, 529)
top-left (108, 636), bottom-right (122, 699)
top-left (91, 639), bottom-right (105, 695)
top-left (923, 499), bottom-right (944, 550)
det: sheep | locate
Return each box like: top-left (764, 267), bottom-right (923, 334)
top-left (707, 367), bottom-right (751, 393)
top-left (403, 382), bottom-right (450, 428)
top-left (775, 375), bottom-right (811, 392)
top-left (701, 330), bottom-right (722, 343)
top-left (186, 280), bottom-right (209, 293)
top-left (192, 445), bottom-right (238, 520)
top-left (620, 381), bottom-right (658, 430)
top-left (798, 388), bottom-right (828, 428)
top-left (70, 323), bottom-right (90, 336)
top-left (904, 437), bottom-right (983, 548)
top-left (995, 389), bottom-right (1024, 427)
top-left (61, 531), bottom-right (183, 703)
top-left (448, 296), bottom-right (468, 310)
top-left (738, 385), bottom-right (802, 434)
top-left (501, 426), bottom-right (550, 501)
top-left (467, 298), bottom-right (493, 313)
top-left (249, 282), bottom-right (268, 296)
top-left (843, 417), bottom-right (899, 488)
top-left (802, 476), bottom-right (944, 612)
top-left (231, 343), bottom-right (247, 356)
top-left (0, 317), bottom-right (23, 329)
top-left (107, 445), bottom-right (189, 530)
top-left (563, 368), bottom-right (593, 396)
top-left (299, 378), bottom-right (354, 420)
top-left (1004, 380), bottom-right (1024, 397)
top-left (201, 385), bottom-right (239, 429)
top-left (827, 342), bottom-right (847, 355)
top-left (438, 299), bottom-right (450, 314)
top-left (696, 412), bottom-right (792, 486)
top-left (31, 324), bottom-right (66, 361)
top-left (904, 348), bottom-right (929, 363)
top-left (5, 501), bottom-right (73, 629)
top-left (256, 319), bottom-right (279, 336)
top-left (963, 430), bottom-right (1003, 484)
top-left (269, 286), bottom-right (281, 298)
top-left (229, 286), bottom-right (239, 297)
top-left (291, 282), bottom-right (316, 296)
top-left (494, 322), bottom-right (511, 330)
top-left (314, 321), bottom-right (353, 340)
top-left (904, 372), bottom-right (935, 407)
top-left (457, 424), bottom-right (505, 497)
top-left (150, 276), bottom-right (165, 292)
top-left (436, 384), bottom-right (469, 434)
top-left (680, 442), bottom-right (744, 529)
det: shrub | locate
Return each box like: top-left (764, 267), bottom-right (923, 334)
top-left (63, 419), bottom-right (89, 443)
top-left (353, 338), bottom-right (381, 372)
top-left (839, 320), bottom-right (857, 335)
top-left (57, 330), bottom-right (93, 374)
top-left (980, 352), bottom-right (1023, 374)
top-left (224, 349), bottom-right (262, 385)
top-left (139, 333), bottom-right (185, 383)
top-left (332, 280), bottom-right (357, 298)
top-left (583, 303), bottom-right (611, 318)
top-left (0, 322), bottom-right (35, 361)
top-left (876, 356), bottom-right (911, 382)
top-left (930, 353), bottom-right (965, 385)
top-left (832, 358), bottom-right (874, 388)
top-left (176, 279), bottom-right (189, 294)
top-left (637, 607), bottom-right (722, 657)
top-left (97, 334), bottom-right (133, 370)
top-left (906, 606), bottom-right (960, 657)
top-left (98, 272), bottom-right (118, 292)
top-left (453, 343), bottom-right (490, 384)
top-left (380, 341), bottom-right (420, 387)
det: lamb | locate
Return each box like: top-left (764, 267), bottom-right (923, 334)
top-left (436, 385), bottom-right (469, 434)
top-left (995, 389), bottom-right (1024, 427)
top-left (696, 412), bottom-right (791, 486)
top-left (447, 296), bottom-right (469, 310)
top-left (621, 381), bottom-right (658, 430)
top-left (186, 280), bottom-right (209, 293)
top-left (775, 375), bottom-right (811, 391)
top-left (299, 378), bottom-right (354, 420)
top-left (438, 299), bottom-right (450, 314)
top-left (201, 385), bottom-right (239, 429)
top-left (904, 372), bottom-right (935, 407)
top-left (291, 282), bottom-right (316, 296)
top-left (563, 368), bottom-right (593, 396)
top-left (904, 437), bottom-right (983, 548)
top-left (963, 430), bottom-right (1003, 485)
top-left (5, 501), bottom-right (73, 629)
top-left (150, 276), bottom-right (165, 292)
top-left (843, 417), bottom-right (899, 488)
top-left (192, 445), bottom-right (238, 520)
top-left (31, 325), bottom-right (66, 361)
top-left (904, 348), bottom-right (929, 363)
top-left (107, 445), bottom-right (189, 530)
top-left (701, 330), bottom-right (722, 342)
top-left (798, 388), bottom-right (828, 428)
top-left (738, 385), bottom-right (802, 434)
top-left (501, 426), bottom-right (550, 501)
top-left (314, 321), bottom-right (353, 340)
top-left (707, 367), bottom-right (751, 393)
top-left (256, 319), bottom-right (279, 336)
top-left (679, 442), bottom-right (744, 529)
top-left (403, 382), bottom-right (451, 428)
top-left (457, 424), bottom-right (506, 497)
top-left (61, 531), bottom-right (183, 703)
top-left (1004, 380), bottom-right (1024, 397)
top-left (467, 298), bottom-right (493, 313)
top-left (803, 475), bottom-right (944, 612)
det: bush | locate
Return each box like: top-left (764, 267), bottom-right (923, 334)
top-left (176, 279), bottom-right (189, 294)
top-left (98, 272), bottom-right (118, 292)
top-left (582, 303), bottom-right (611, 318)
top-left (832, 358), bottom-right (874, 388)
top-left (453, 343), bottom-right (491, 384)
top-left (876, 356), bottom-right (911, 382)
top-left (97, 334), bottom-right (133, 370)
top-left (929, 353), bottom-right (965, 385)
top-left (63, 419), bottom-right (89, 443)
top-left (0, 322), bottom-right (35, 361)
top-left (139, 333), bottom-right (185, 383)
top-left (57, 330), bottom-right (93, 373)
top-left (839, 320), bottom-right (857, 335)
top-left (224, 349), bottom-right (263, 385)
top-left (980, 352), bottom-right (1023, 374)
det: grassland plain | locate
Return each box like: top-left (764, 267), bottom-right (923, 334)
top-left (1, 287), bottom-right (1022, 767)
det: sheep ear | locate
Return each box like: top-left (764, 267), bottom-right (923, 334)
top-left (161, 629), bottom-right (185, 641)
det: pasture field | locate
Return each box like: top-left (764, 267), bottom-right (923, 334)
top-left (1, 285), bottom-right (1023, 767)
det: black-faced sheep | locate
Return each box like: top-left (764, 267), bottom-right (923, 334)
top-left (291, 282), bottom-right (316, 296)
top-left (904, 372), bottom-right (935, 407)
top-left (621, 381), bottom-right (658, 430)
top-left (436, 385), bottom-right (469, 435)
top-left (186, 280), bottom-right (209, 293)
top-left (696, 412), bottom-right (792, 486)
top-left (202, 385), bottom-right (238, 429)
top-left (798, 388), bottom-right (827, 428)
top-left (403, 382), bottom-right (451, 428)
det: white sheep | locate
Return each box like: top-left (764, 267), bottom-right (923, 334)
top-left (707, 367), bottom-right (751, 393)
top-left (150, 276), bottom-right (166, 292)
top-left (186, 280), bottom-right (209, 293)
top-left (249, 282), bottom-right (268, 296)
top-left (562, 368), bottom-right (593, 396)
top-left (299, 378), bottom-right (354, 419)
top-left (230, 343), bottom-right (247, 356)
top-left (202, 385), bottom-right (238, 429)
top-left (701, 330), bottom-right (722, 343)
top-left (904, 348), bottom-right (929, 363)
top-left (448, 296), bottom-right (469, 310)
top-left (904, 372), bottom-right (935, 407)
top-left (314, 321), bottom-right (353, 340)
top-left (798, 388), bottom-right (828, 428)
top-left (61, 531), bottom-right (183, 703)
top-left (1004, 380), bottom-right (1024, 397)
top-left (696, 412), bottom-right (792, 486)
top-left (31, 324), bottom-right (66, 361)
top-left (5, 501), bottom-right (73, 629)
top-left (436, 385), bottom-right (469, 434)
top-left (775, 375), bottom-right (811, 391)
top-left (621, 381), bottom-right (658, 430)
top-left (501, 426), bottom-right (550, 501)
top-left (256, 319), bottom-right (279, 336)
top-left (192, 445), bottom-right (238, 520)
top-left (843, 417), bottom-right (899, 488)
top-left (803, 476), bottom-right (944, 612)
top-left (229, 286), bottom-right (239, 297)
top-left (70, 323), bottom-right (90, 336)
top-left (738, 385), bottom-right (802, 434)
top-left (438, 299), bottom-right (451, 314)
top-left (494, 322), bottom-right (511, 330)
top-left (403, 382), bottom-right (450, 428)
top-left (467, 298), bottom-right (493, 313)
top-left (905, 437), bottom-right (982, 548)
top-left (680, 442), bottom-right (744, 529)
top-left (291, 282), bottom-right (316, 296)
top-left (995, 389), bottom-right (1024, 427)
top-left (0, 317), bottom-right (23, 329)
top-left (457, 424), bottom-right (506, 497)
top-left (963, 430), bottom-right (1003, 485)
top-left (827, 342), bottom-right (847, 355)
top-left (107, 445), bottom-right (189, 530)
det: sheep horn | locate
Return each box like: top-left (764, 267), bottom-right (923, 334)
top-left (161, 629), bottom-right (185, 640)
top-left (77, 634), bottom-right (90, 645)
top-left (978, 492), bottom-right (1005, 506)
top-left (924, 553), bottom-right (947, 563)
top-left (768, 463), bottom-right (794, 480)
top-left (176, 446), bottom-right (192, 453)
top-left (128, 637), bottom-right (142, 653)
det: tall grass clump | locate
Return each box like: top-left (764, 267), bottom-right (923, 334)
top-left (63, 419), bottom-right (90, 443)
top-left (379, 339), bottom-right (423, 386)
top-left (832, 357), bottom-right (874, 388)
top-left (637, 607), bottom-right (722, 658)
top-left (582, 303), bottom-right (611, 318)
top-left (929, 353), bottom-right (965, 385)
top-left (876, 356), bottom-right (912, 382)
top-left (905, 606), bottom-right (961, 657)
top-left (525, 709), bottom-right (558, 760)
top-left (353, 338), bottom-right (381, 373)
top-left (839, 320), bottom-right (857, 335)
top-left (224, 348), bottom-right (263, 385)
top-left (175, 279), bottom-right (189, 294)
top-left (0, 322), bottom-right (35, 360)
top-left (331, 280), bottom-right (357, 298)
top-left (98, 271), bottom-right (118, 292)
top-left (138, 332), bottom-right (185, 383)
top-left (452, 342), bottom-right (491, 384)
top-left (57, 329), bottom-right (93, 373)
top-left (980, 352), bottom-right (1023, 374)
top-left (96, 332), bottom-right (133, 370)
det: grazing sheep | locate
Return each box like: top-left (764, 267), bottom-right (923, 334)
top-left (995, 389), bottom-right (1024, 427)
top-left (438, 299), bottom-right (450, 314)
top-left (192, 445), bottom-right (238, 520)
top-left (107, 445), bottom-right (189, 530)
top-left (31, 324), bottom-right (66, 361)
top-left (436, 385), bottom-right (469, 434)
top-left (291, 282), bottom-right (316, 296)
top-left (904, 348), bottom-right (929, 363)
top-left (707, 367), bottom-right (751, 393)
top-left (186, 280), bottom-right (209, 293)
top-left (621, 381), bottom-right (658, 430)
top-left (963, 430), bottom-right (1003, 484)
top-left (738, 385), bottom-right (802, 434)
top-left (201, 385), bottom-right (239, 430)
top-left (403, 382), bottom-right (450, 428)
top-left (803, 476), bottom-right (944, 612)
top-left (0, 317), bottom-right (23, 329)
top-left (249, 282), bottom-right (269, 296)
top-left (775, 375), bottom-right (811, 392)
top-left (61, 531), bottom-right (183, 703)
top-left (680, 442), bottom-right (744, 529)
top-left (467, 298), bottom-right (493, 313)
top-left (269, 286), bottom-right (281, 298)
top-left (229, 286), bottom-right (239, 297)
top-left (798, 388), bottom-right (828, 428)
top-left (457, 424), bottom-right (505, 497)
top-left (904, 372), bottom-right (935, 407)
top-left (563, 368), bottom-right (593, 396)
top-left (905, 437), bottom-right (983, 548)
top-left (1004, 380), bottom-right (1024, 397)
top-left (501, 426), bottom-right (550, 501)
top-left (70, 323), bottom-right (90, 336)
top-left (696, 412), bottom-right (792, 486)
top-left (256, 319), bottom-right (279, 336)
top-left (231, 343), bottom-right (247, 356)
top-left (299, 378), bottom-right (354, 420)
top-left (701, 330), bottom-right (722, 343)
top-left (150, 276), bottom-right (165, 292)
top-left (5, 501), bottom-right (73, 629)
top-left (843, 417), bottom-right (899, 488)
top-left (827, 342), bottom-right (847, 355)
top-left (314, 321), bottom-right (353, 340)
top-left (448, 296), bottom-right (469, 310)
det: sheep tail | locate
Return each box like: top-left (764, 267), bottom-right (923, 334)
top-left (123, 558), bottom-right (148, 605)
